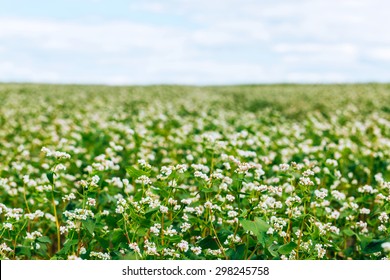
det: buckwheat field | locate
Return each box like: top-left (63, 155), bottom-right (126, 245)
top-left (0, 84), bottom-right (389, 260)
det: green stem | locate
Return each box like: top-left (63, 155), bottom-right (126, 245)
top-left (209, 218), bottom-right (228, 260)
top-left (51, 187), bottom-right (61, 252)
top-left (122, 214), bottom-right (131, 244)
top-left (23, 184), bottom-right (31, 214)
top-left (13, 220), bottom-right (28, 254)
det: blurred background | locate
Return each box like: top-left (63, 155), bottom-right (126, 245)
top-left (0, 0), bottom-right (389, 85)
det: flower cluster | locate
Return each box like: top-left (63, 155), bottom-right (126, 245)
top-left (0, 84), bottom-right (389, 260)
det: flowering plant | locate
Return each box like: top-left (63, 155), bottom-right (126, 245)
top-left (0, 84), bottom-right (389, 260)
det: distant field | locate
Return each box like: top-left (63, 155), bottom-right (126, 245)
top-left (0, 83), bottom-right (389, 260)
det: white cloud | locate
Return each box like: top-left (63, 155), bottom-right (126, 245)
top-left (0, 0), bottom-right (390, 84)
top-left (367, 48), bottom-right (390, 61)
top-left (0, 61), bottom-right (60, 82)
top-left (286, 72), bottom-right (348, 83)
top-left (275, 43), bottom-right (360, 66)
top-left (274, 44), bottom-right (358, 55)
top-left (0, 18), bottom-right (186, 53)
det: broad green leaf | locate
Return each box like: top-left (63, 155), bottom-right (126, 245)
top-left (278, 242), bottom-right (297, 255)
top-left (240, 217), bottom-right (270, 246)
top-left (82, 218), bottom-right (96, 235)
top-left (198, 231), bottom-right (231, 250)
top-left (37, 236), bottom-right (52, 244)
top-left (111, 229), bottom-right (127, 244)
top-left (227, 244), bottom-right (246, 260)
top-left (240, 217), bottom-right (270, 234)
top-left (198, 235), bottom-right (219, 250)
top-left (268, 244), bottom-right (279, 257)
top-left (362, 239), bottom-right (387, 254)
top-left (343, 229), bottom-right (355, 237)
top-left (15, 246), bottom-right (31, 258)
top-left (46, 172), bottom-right (54, 184)
top-left (63, 239), bottom-right (79, 247)
top-left (254, 217), bottom-right (271, 231)
top-left (126, 166), bottom-right (150, 178)
top-left (200, 187), bottom-right (215, 193)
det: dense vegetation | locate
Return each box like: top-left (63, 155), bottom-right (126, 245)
top-left (0, 83), bottom-right (389, 260)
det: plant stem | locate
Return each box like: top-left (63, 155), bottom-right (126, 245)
top-left (51, 188), bottom-right (61, 252)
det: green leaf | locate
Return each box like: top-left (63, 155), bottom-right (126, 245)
top-left (362, 239), bottom-right (387, 254)
top-left (254, 217), bottom-right (271, 231)
top-left (82, 218), bottom-right (96, 235)
top-left (268, 244), bottom-right (279, 257)
top-left (56, 239), bottom-right (78, 255)
top-left (200, 187), bottom-right (215, 193)
top-left (165, 235), bottom-right (182, 243)
top-left (126, 166), bottom-right (150, 178)
top-left (343, 229), bottom-right (355, 237)
top-left (15, 246), bottom-right (31, 258)
top-left (198, 235), bottom-right (220, 250)
top-left (240, 217), bottom-right (270, 246)
top-left (63, 239), bottom-right (79, 247)
top-left (46, 172), bottom-right (54, 184)
top-left (358, 235), bottom-right (372, 249)
top-left (145, 207), bottom-right (158, 214)
top-left (240, 217), bottom-right (270, 234)
top-left (226, 246), bottom-right (246, 260)
top-left (278, 242), bottom-right (297, 255)
top-left (111, 229), bottom-right (127, 245)
top-left (37, 236), bottom-right (52, 244)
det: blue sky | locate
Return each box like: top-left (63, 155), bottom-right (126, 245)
top-left (0, 0), bottom-right (390, 85)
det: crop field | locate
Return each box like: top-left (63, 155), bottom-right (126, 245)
top-left (0, 83), bottom-right (389, 260)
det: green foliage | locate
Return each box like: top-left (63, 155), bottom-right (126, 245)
top-left (240, 218), bottom-right (270, 246)
top-left (0, 84), bottom-right (389, 260)
top-left (126, 166), bottom-right (150, 178)
top-left (278, 242), bottom-right (297, 255)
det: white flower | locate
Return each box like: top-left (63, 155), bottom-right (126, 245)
top-left (129, 243), bottom-right (141, 255)
top-left (159, 205), bottom-right (169, 214)
top-left (300, 177), bottom-right (314, 186)
top-left (191, 246), bottom-right (202, 255)
top-left (378, 225), bottom-right (386, 232)
top-left (150, 224), bottom-right (161, 236)
top-left (80, 247), bottom-right (87, 254)
top-left (226, 194), bottom-right (235, 202)
top-left (279, 163), bottom-right (289, 171)
top-left (90, 251), bottom-right (111, 260)
top-left (266, 227), bottom-right (274, 235)
top-left (62, 193), bottom-right (76, 202)
top-left (379, 212), bottom-right (389, 223)
top-left (224, 234), bottom-right (242, 245)
top-left (381, 242), bottom-right (390, 252)
top-left (302, 169), bottom-right (314, 177)
top-left (26, 231), bottom-right (42, 240)
top-left (194, 171), bottom-right (209, 181)
top-left (227, 210), bottom-right (238, 218)
top-left (3, 223), bottom-right (13, 230)
top-left (41, 147), bottom-right (71, 159)
top-left (315, 244), bottom-right (326, 259)
top-left (314, 189), bottom-right (328, 199)
top-left (144, 240), bottom-right (159, 256)
top-left (359, 208), bottom-right (370, 215)
top-left (164, 226), bottom-right (178, 237)
top-left (180, 222), bottom-right (191, 232)
top-left (87, 198), bottom-right (96, 206)
top-left (135, 175), bottom-right (152, 185)
top-left (177, 240), bottom-right (189, 252)
top-left (0, 243), bottom-right (13, 253)
top-left (54, 164), bottom-right (66, 172)
top-left (91, 175), bottom-right (100, 185)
